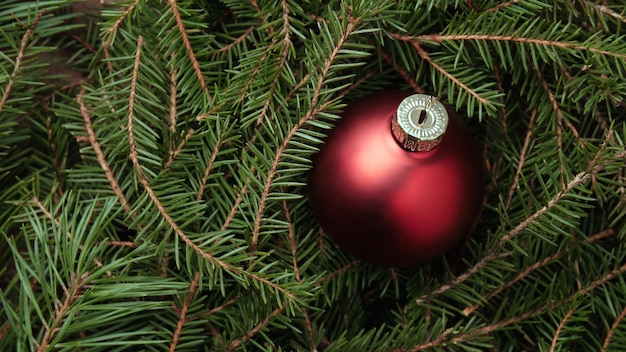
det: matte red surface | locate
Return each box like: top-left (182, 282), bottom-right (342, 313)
top-left (308, 91), bottom-right (485, 267)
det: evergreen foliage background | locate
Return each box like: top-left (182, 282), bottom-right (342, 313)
top-left (1, 0), bottom-right (626, 350)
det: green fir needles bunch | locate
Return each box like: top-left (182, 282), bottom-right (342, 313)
top-left (1, 0), bottom-right (626, 350)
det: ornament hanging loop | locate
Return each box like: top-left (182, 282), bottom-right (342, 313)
top-left (391, 94), bottom-right (449, 152)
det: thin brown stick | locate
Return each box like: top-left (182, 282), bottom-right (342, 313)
top-left (595, 3), bottom-right (626, 23)
top-left (317, 260), bottom-right (360, 284)
top-left (379, 48), bottom-right (424, 94)
top-left (602, 303), bottom-right (626, 351)
top-left (251, 20), bottom-right (358, 253)
top-left (462, 228), bottom-right (615, 316)
top-left (167, 66), bottom-right (178, 160)
top-left (105, 240), bottom-right (138, 248)
top-left (416, 160), bottom-right (608, 305)
top-left (550, 307), bottom-right (575, 352)
top-left (506, 108), bottom-right (537, 208)
top-left (169, 272), bottom-right (201, 352)
top-left (0, 10), bottom-right (45, 114)
top-left (45, 112), bottom-right (65, 200)
top-left (127, 37), bottom-right (226, 270)
top-left (200, 294), bottom-right (241, 318)
top-left (196, 132), bottom-right (225, 201)
top-left (37, 273), bottom-right (87, 352)
top-left (282, 198), bottom-right (313, 339)
top-left (255, 0), bottom-right (292, 126)
top-left (0, 322), bottom-right (10, 341)
top-left (404, 33), bottom-right (626, 60)
top-left (78, 91), bottom-right (131, 213)
top-left (227, 304), bottom-right (285, 351)
top-left (169, 0), bottom-right (209, 98)
top-left (103, 0), bottom-right (140, 47)
top-left (485, 0), bottom-right (523, 12)
top-left (282, 199), bottom-right (300, 282)
top-left (126, 38), bottom-right (296, 302)
top-left (409, 40), bottom-right (492, 108)
top-left (217, 26), bottom-right (255, 53)
top-left (403, 329), bottom-right (453, 351)
top-left (164, 127), bottom-right (195, 170)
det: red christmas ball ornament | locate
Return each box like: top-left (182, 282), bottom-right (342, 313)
top-left (308, 91), bottom-right (485, 267)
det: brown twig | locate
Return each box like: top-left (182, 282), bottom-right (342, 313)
top-left (37, 273), bottom-right (88, 352)
top-left (251, 19), bottom-right (358, 253)
top-left (317, 260), bottom-right (360, 284)
top-left (0, 10), bottom-right (45, 115)
top-left (255, 0), bottom-right (292, 126)
top-left (416, 160), bottom-right (609, 306)
top-left (227, 304), bottom-right (285, 351)
top-left (282, 198), bottom-right (314, 340)
top-left (550, 307), bottom-right (575, 352)
top-left (169, 272), bottom-right (201, 352)
top-left (216, 25), bottom-right (255, 53)
top-left (462, 228), bottom-right (615, 316)
top-left (169, 0), bottom-right (210, 98)
top-left (196, 131), bottom-right (226, 201)
top-left (408, 39), bottom-right (492, 108)
top-left (379, 48), bottom-right (424, 94)
top-left (404, 33), bottom-right (626, 60)
top-left (602, 303), bottom-right (626, 351)
top-left (126, 37), bottom-right (296, 303)
top-left (78, 91), bottom-right (131, 214)
top-left (167, 66), bottom-right (178, 162)
top-left (506, 108), bottom-right (537, 208)
top-left (485, 0), bottom-right (523, 12)
top-left (103, 0), bottom-right (140, 47)
top-left (200, 294), bottom-right (242, 318)
top-left (595, 3), bottom-right (626, 23)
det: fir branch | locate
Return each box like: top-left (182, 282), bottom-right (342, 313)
top-left (200, 294), bottom-right (242, 318)
top-left (486, 0), bottom-right (523, 12)
top-left (0, 322), bottom-right (10, 342)
top-left (379, 47), bottom-right (424, 93)
top-left (602, 303), bottom-right (626, 351)
top-left (550, 307), bottom-right (576, 352)
top-left (221, 183), bottom-right (248, 231)
top-left (196, 130), bottom-right (226, 201)
top-left (255, 0), bottom-right (292, 126)
top-left (411, 34), bottom-right (626, 61)
top-left (36, 273), bottom-right (88, 352)
top-left (77, 91), bottom-right (131, 213)
top-left (169, 272), bottom-right (200, 352)
top-left (282, 199), bottom-right (300, 282)
top-left (227, 304), bottom-right (286, 351)
top-left (461, 228), bottom-right (615, 316)
top-left (251, 19), bottom-right (358, 253)
top-left (216, 25), bottom-right (255, 53)
top-left (169, 0), bottom-right (209, 97)
top-left (103, 0), bottom-right (140, 47)
top-left (126, 36), bottom-right (229, 270)
top-left (105, 240), bottom-right (138, 248)
top-left (407, 38), bottom-right (493, 109)
top-left (282, 198), bottom-right (313, 340)
top-left (532, 61), bottom-right (565, 169)
top-left (506, 108), bottom-right (537, 209)
top-left (595, 3), bottom-right (626, 23)
top-left (45, 112), bottom-right (65, 200)
top-left (123, 38), bottom-right (298, 304)
top-left (317, 260), bottom-right (361, 284)
top-left (416, 140), bottom-right (613, 306)
top-left (0, 9), bottom-right (45, 115)
top-left (167, 67), bottom-right (178, 159)
top-left (164, 127), bottom-right (195, 170)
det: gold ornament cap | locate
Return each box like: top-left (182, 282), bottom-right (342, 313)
top-left (391, 94), bottom-right (448, 152)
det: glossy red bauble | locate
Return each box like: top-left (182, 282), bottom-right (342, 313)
top-left (308, 91), bottom-right (485, 267)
